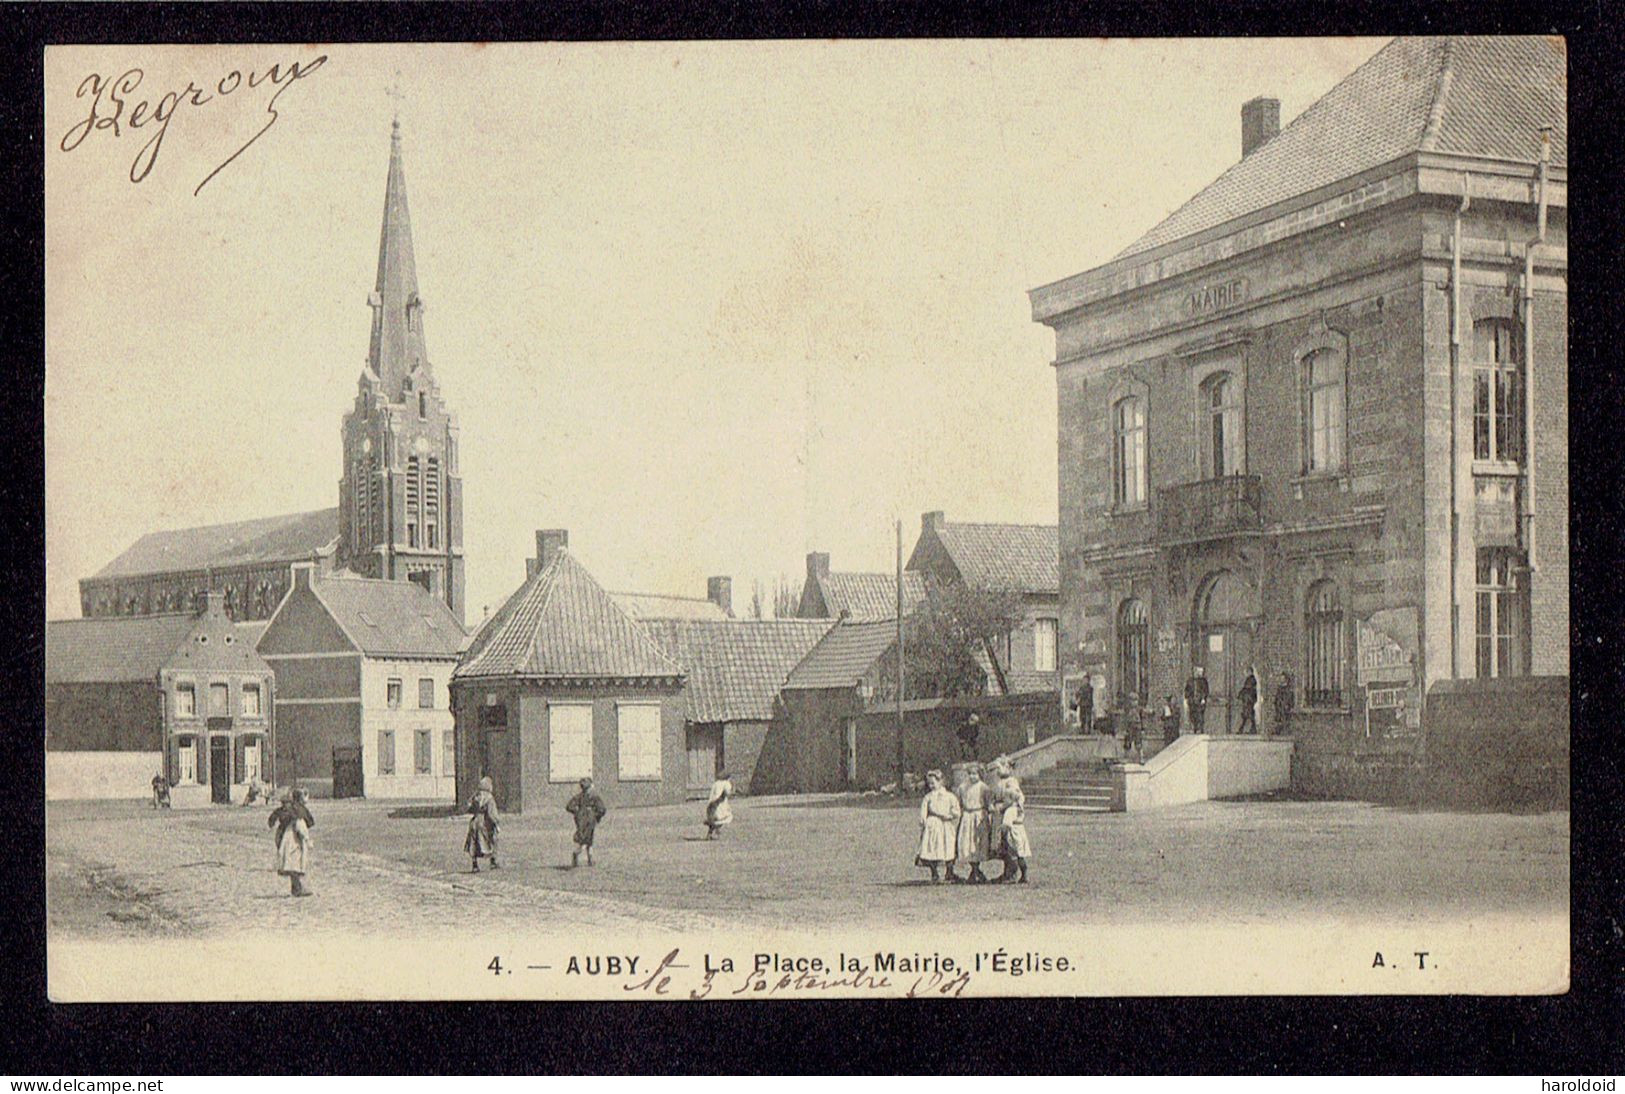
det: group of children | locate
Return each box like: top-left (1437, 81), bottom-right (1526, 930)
top-left (916, 758), bottom-right (1031, 885)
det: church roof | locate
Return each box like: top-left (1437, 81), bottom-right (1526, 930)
top-left (641, 619), bottom-right (835, 722)
top-left (368, 121), bottom-right (430, 399)
top-left (1116, 36), bottom-right (1566, 259)
top-left (923, 522), bottom-right (1059, 595)
top-left (46, 614), bottom-right (196, 684)
top-left (611, 591), bottom-right (731, 622)
top-left (311, 574), bottom-right (466, 659)
top-left (90, 507), bottom-right (339, 581)
top-left (455, 550), bottom-right (684, 682)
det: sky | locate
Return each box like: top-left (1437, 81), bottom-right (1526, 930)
top-left (44, 38), bottom-right (1388, 622)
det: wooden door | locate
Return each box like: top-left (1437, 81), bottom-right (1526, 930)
top-left (332, 745), bottom-right (363, 798)
top-left (481, 730), bottom-right (510, 810)
top-left (209, 737), bottom-right (231, 803)
top-left (686, 725), bottom-right (720, 793)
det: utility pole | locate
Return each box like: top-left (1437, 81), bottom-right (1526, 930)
top-left (895, 518), bottom-right (906, 785)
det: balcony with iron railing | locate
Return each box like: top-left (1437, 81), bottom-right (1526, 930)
top-left (1156, 474), bottom-right (1263, 543)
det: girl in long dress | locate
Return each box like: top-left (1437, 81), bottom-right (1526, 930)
top-left (465, 775), bottom-right (500, 871)
top-left (915, 769), bottom-right (961, 884)
top-left (954, 764), bottom-right (993, 884)
top-left (991, 759), bottom-right (1031, 884)
top-left (704, 771), bottom-right (734, 840)
top-left (268, 788), bottom-right (315, 897)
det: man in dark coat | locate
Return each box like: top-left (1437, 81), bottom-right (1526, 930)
top-left (956, 712), bottom-right (981, 760)
top-left (1236, 670), bottom-right (1259, 734)
top-left (566, 777), bottom-right (608, 868)
top-left (1272, 672), bottom-right (1295, 736)
top-left (1184, 666), bottom-right (1210, 734)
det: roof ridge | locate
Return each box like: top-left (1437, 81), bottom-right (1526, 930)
top-left (132, 505), bottom-right (339, 538)
top-left (1418, 36), bottom-right (1458, 152)
top-left (306, 577), bottom-right (363, 653)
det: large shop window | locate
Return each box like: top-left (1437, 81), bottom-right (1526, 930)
top-left (1303, 347), bottom-right (1347, 473)
top-left (1203, 372), bottom-right (1243, 478)
top-left (1034, 618), bottom-right (1058, 674)
top-left (549, 703), bottom-right (594, 782)
top-left (617, 703), bottom-right (663, 781)
top-left (1304, 581), bottom-right (1345, 707)
top-left (1473, 319), bottom-right (1524, 463)
top-left (1118, 599), bottom-right (1149, 704)
top-left (1476, 548), bottom-right (1529, 678)
top-left (1112, 396), bottom-right (1147, 508)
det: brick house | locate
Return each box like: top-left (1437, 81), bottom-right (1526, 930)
top-left (1027, 37), bottom-right (1566, 790)
top-left (257, 564), bottom-right (465, 799)
top-left (450, 531), bottom-right (688, 812)
top-left (46, 593), bottom-right (276, 803)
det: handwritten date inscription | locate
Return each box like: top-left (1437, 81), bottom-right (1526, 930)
top-left (59, 54), bottom-right (328, 196)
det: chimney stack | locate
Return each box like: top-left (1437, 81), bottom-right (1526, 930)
top-left (707, 576), bottom-right (734, 618)
top-left (922, 510), bottom-right (946, 534)
top-left (204, 590), bottom-right (228, 617)
top-left (806, 551), bottom-right (830, 579)
top-left (535, 529), bottom-right (569, 573)
top-left (291, 562), bottom-right (317, 592)
top-left (1241, 96), bottom-right (1280, 158)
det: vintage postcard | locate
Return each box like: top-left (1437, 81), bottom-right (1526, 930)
top-left (43, 38), bottom-right (1569, 1001)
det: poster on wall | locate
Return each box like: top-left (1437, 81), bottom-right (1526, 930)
top-left (1357, 607), bottom-right (1421, 738)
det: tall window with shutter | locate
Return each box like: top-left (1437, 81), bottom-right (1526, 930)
top-left (549, 703), bottom-right (594, 782)
top-left (617, 704), bottom-right (663, 781)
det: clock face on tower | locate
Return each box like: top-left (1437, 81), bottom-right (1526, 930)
top-left (362, 436), bottom-right (373, 455)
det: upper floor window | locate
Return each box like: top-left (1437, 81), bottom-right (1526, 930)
top-left (1304, 581), bottom-right (1345, 707)
top-left (1112, 396), bottom-right (1147, 508)
top-left (418, 677), bottom-right (435, 709)
top-left (1303, 347), bottom-right (1346, 473)
top-left (387, 678), bottom-right (403, 709)
top-left (208, 682), bottom-right (230, 717)
top-left (175, 684), bottom-right (196, 719)
top-left (241, 683), bottom-right (262, 717)
top-left (1202, 372), bottom-right (1243, 478)
top-left (1033, 618), bottom-right (1058, 673)
top-left (1473, 319), bottom-right (1524, 464)
top-left (1476, 548), bottom-right (1529, 678)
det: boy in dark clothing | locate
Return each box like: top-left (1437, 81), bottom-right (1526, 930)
top-left (1162, 695), bottom-right (1180, 742)
top-left (565, 777), bottom-right (608, 868)
top-left (1236, 671), bottom-right (1259, 734)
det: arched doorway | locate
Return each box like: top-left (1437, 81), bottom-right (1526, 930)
top-left (1195, 571), bottom-right (1258, 734)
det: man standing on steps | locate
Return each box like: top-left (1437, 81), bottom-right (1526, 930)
top-left (1184, 665), bottom-right (1210, 735)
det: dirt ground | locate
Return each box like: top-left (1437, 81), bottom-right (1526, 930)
top-left (47, 793), bottom-right (1569, 939)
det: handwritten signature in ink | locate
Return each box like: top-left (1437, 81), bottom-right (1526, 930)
top-left (58, 54), bottom-right (329, 196)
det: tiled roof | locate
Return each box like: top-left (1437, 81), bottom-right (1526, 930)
top-left (455, 550), bottom-right (684, 681)
top-left (234, 621), bottom-right (269, 650)
top-left (814, 571), bottom-right (928, 621)
top-left (91, 507), bottom-right (339, 579)
top-left (313, 575), bottom-right (466, 658)
top-left (783, 621), bottom-right (899, 691)
top-left (642, 619), bottom-right (835, 722)
top-left (930, 523), bottom-right (1058, 595)
top-left (45, 614), bottom-right (194, 684)
top-left (611, 592), bottom-right (730, 622)
top-left (1118, 36), bottom-right (1566, 259)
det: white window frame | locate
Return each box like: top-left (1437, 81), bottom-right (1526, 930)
top-left (242, 739), bottom-right (261, 783)
top-left (1033, 618), bottom-right (1058, 673)
top-left (175, 736), bottom-right (198, 783)
top-left (616, 702), bottom-right (663, 781)
top-left (175, 683), bottom-right (196, 719)
top-left (241, 683), bottom-right (262, 717)
top-left (548, 702), bottom-right (594, 783)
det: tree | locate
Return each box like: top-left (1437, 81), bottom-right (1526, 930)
top-left (875, 581), bottom-right (1024, 701)
top-left (773, 575), bottom-right (801, 620)
top-left (750, 579), bottom-right (766, 620)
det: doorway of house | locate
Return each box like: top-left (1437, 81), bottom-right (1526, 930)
top-left (480, 729), bottom-right (509, 810)
top-left (332, 745), bottom-right (363, 798)
top-left (1196, 570), bottom-right (1258, 735)
top-left (686, 724), bottom-right (721, 795)
top-left (208, 735), bottom-right (231, 804)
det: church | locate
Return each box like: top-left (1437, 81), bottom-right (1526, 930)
top-left (78, 120), bottom-right (466, 627)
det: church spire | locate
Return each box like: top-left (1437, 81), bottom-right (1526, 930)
top-left (367, 120), bottom-right (428, 398)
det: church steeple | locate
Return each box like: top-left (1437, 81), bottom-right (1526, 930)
top-left (367, 120), bottom-right (429, 399)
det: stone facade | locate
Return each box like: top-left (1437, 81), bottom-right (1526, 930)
top-left (1031, 69), bottom-right (1566, 794)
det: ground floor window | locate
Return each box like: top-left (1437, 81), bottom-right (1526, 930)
top-left (442, 729), bottom-right (456, 776)
top-left (175, 736), bottom-right (198, 783)
top-left (1476, 548), bottom-right (1529, 678)
top-left (1118, 599), bottom-right (1149, 704)
top-left (378, 730), bottom-right (396, 775)
top-left (1305, 581), bottom-right (1345, 707)
top-left (241, 738), bottom-right (261, 784)
top-left (1034, 618), bottom-right (1058, 673)
top-left (549, 703), bottom-right (593, 782)
top-left (415, 729), bottom-right (433, 774)
top-left (617, 703), bottom-right (662, 780)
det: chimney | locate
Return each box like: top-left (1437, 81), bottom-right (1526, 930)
top-left (1241, 96), bottom-right (1280, 158)
top-left (291, 562), bottom-right (316, 592)
top-left (806, 551), bottom-right (830, 579)
top-left (707, 576), bottom-right (734, 617)
top-left (203, 590), bottom-right (228, 617)
top-left (922, 510), bottom-right (946, 535)
top-left (535, 529), bottom-right (569, 572)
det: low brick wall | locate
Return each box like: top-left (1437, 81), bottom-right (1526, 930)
top-left (855, 693), bottom-right (1060, 787)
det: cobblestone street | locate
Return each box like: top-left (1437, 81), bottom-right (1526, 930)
top-left (48, 794), bottom-right (1569, 940)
